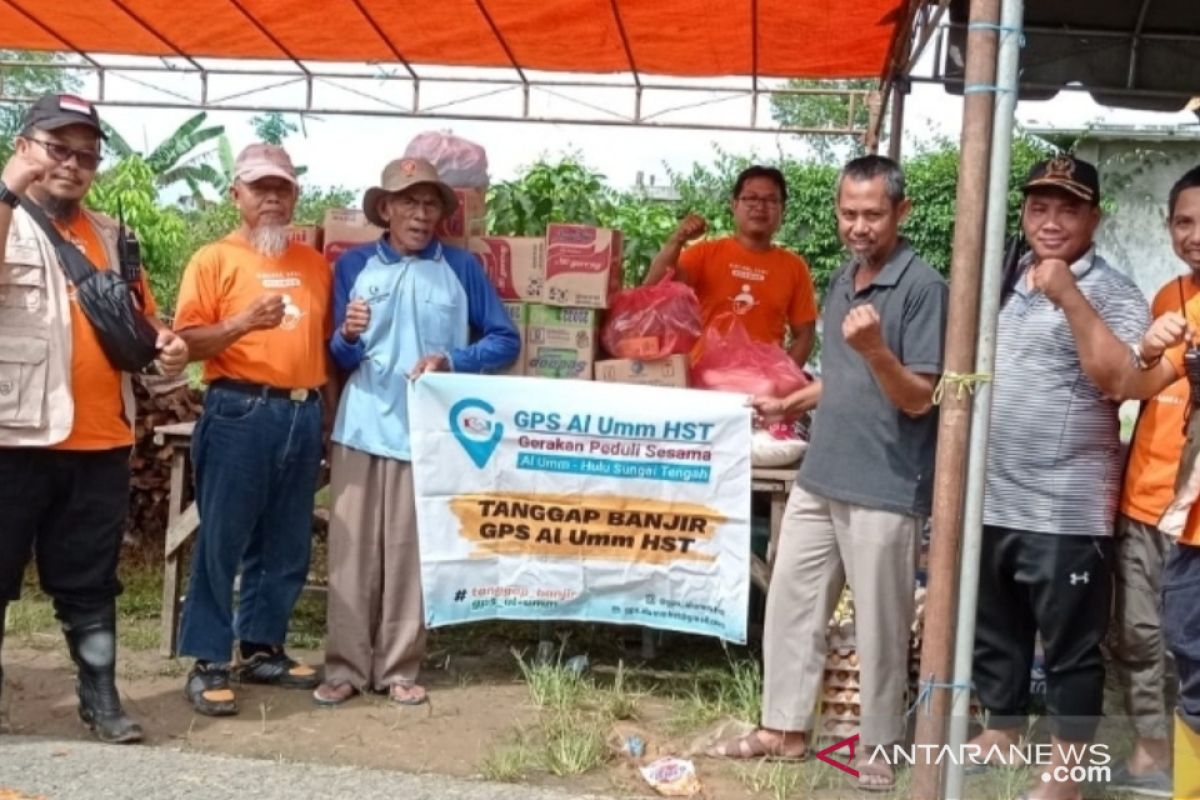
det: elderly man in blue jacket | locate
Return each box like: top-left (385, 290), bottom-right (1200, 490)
top-left (314, 157), bottom-right (519, 706)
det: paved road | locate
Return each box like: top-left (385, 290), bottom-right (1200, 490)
top-left (0, 736), bottom-right (618, 800)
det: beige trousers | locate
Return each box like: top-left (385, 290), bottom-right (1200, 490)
top-left (323, 444), bottom-right (426, 691)
top-left (762, 484), bottom-right (920, 746)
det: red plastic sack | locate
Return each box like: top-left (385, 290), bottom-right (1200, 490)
top-left (601, 273), bottom-right (702, 360)
top-left (690, 314), bottom-right (809, 398)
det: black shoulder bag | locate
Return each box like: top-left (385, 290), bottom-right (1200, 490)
top-left (18, 196), bottom-right (160, 374)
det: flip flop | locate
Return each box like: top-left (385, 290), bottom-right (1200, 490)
top-left (388, 682), bottom-right (428, 706)
top-left (312, 681), bottom-right (358, 707)
top-left (705, 729), bottom-right (807, 762)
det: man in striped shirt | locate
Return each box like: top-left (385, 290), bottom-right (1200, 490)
top-left (970, 155), bottom-right (1151, 800)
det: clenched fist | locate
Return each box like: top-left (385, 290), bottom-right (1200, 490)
top-left (154, 329), bottom-right (189, 377)
top-left (843, 303), bottom-right (885, 356)
top-left (672, 214), bottom-right (708, 244)
top-left (341, 298), bottom-right (371, 342)
top-left (236, 293), bottom-right (286, 333)
top-left (1, 150), bottom-right (46, 197)
top-left (1140, 310), bottom-right (1189, 363)
top-left (1029, 258), bottom-right (1078, 307)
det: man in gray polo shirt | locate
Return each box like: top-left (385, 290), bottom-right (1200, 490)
top-left (970, 155), bottom-right (1150, 800)
top-left (707, 155), bottom-right (946, 793)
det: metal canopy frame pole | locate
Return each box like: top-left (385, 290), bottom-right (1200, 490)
top-left (944, 1), bottom-right (1024, 792)
top-left (0, 58), bottom-right (884, 137)
top-left (909, 0), bottom-right (1001, 795)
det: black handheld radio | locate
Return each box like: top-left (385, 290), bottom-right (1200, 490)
top-left (116, 200), bottom-right (145, 310)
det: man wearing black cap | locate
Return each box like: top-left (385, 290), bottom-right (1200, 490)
top-left (0, 94), bottom-right (188, 743)
top-left (968, 154), bottom-right (1151, 800)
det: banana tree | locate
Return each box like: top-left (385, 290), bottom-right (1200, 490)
top-left (103, 112), bottom-right (226, 203)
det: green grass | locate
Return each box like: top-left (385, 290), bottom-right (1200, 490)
top-left (480, 732), bottom-right (539, 782)
top-left (668, 654), bottom-right (763, 733)
top-left (514, 646), bottom-right (592, 711)
top-left (539, 712), bottom-right (607, 776)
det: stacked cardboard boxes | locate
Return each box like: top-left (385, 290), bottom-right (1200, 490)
top-left (471, 222), bottom-right (626, 382)
top-left (321, 209), bottom-right (381, 264)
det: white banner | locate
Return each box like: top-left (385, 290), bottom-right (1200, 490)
top-left (409, 374), bottom-right (752, 642)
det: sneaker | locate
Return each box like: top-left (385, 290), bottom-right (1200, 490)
top-left (184, 663), bottom-right (238, 717)
top-left (234, 648), bottom-right (320, 689)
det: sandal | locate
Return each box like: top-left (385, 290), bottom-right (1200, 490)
top-left (705, 729), bottom-right (807, 761)
top-left (855, 759), bottom-right (895, 793)
top-left (388, 682), bottom-right (428, 706)
top-left (312, 681), bottom-right (358, 707)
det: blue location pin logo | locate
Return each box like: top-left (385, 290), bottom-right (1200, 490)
top-left (449, 398), bottom-right (504, 468)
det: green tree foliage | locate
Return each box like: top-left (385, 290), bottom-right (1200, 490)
top-left (486, 157), bottom-right (677, 285)
top-left (490, 135), bottom-right (1051, 298)
top-left (103, 112), bottom-right (226, 203)
top-left (87, 156), bottom-right (191, 310)
top-left (251, 112), bottom-right (300, 145)
top-left (0, 51), bottom-right (81, 163)
top-left (769, 79), bottom-right (875, 163)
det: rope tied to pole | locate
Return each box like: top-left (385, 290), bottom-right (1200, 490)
top-left (907, 675), bottom-right (973, 718)
top-left (932, 371), bottom-right (992, 405)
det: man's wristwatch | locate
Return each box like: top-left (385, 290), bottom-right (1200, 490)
top-left (1132, 343), bottom-right (1162, 371)
top-left (0, 182), bottom-right (19, 208)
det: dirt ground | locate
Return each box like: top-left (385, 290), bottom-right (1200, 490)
top-left (0, 638), bottom-right (784, 800)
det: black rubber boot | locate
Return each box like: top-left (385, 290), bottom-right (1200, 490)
top-left (62, 609), bottom-right (143, 744)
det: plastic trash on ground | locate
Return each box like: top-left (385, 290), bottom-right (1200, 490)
top-left (640, 756), bottom-right (701, 796)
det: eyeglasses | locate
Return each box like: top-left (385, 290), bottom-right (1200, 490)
top-left (28, 138), bottom-right (102, 171)
top-left (738, 195), bottom-right (781, 208)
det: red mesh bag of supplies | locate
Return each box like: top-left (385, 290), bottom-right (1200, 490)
top-left (601, 272), bottom-right (703, 359)
top-left (690, 313), bottom-right (809, 397)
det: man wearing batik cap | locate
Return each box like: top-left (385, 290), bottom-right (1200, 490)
top-left (968, 154), bottom-right (1152, 800)
top-left (0, 94), bottom-right (188, 743)
top-left (174, 143), bottom-right (333, 716)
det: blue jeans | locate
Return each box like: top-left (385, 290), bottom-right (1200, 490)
top-left (178, 384), bottom-right (323, 663)
top-left (1164, 543), bottom-right (1200, 733)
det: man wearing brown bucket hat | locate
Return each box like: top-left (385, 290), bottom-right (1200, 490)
top-left (314, 157), bottom-right (518, 706)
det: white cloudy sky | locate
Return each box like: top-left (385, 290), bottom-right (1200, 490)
top-left (80, 47), bottom-right (1195, 199)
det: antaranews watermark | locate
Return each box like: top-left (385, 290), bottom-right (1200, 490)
top-left (815, 734), bottom-right (1113, 782)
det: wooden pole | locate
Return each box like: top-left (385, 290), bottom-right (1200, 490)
top-left (909, 1), bottom-right (1001, 797)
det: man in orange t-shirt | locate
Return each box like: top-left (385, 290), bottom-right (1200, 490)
top-left (1103, 166), bottom-right (1200, 796)
top-left (1111, 278), bottom-right (1195, 794)
top-left (173, 144), bottom-right (333, 717)
top-left (0, 94), bottom-right (188, 745)
top-left (644, 165), bottom-right (818, 367)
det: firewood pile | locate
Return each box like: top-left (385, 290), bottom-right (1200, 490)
top-left (127, 374), bottom-right (203, 548)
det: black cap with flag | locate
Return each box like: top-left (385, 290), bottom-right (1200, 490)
top-left (1021, 154), bottom-right (1099, 205)
top-left (20, 94), bottom-right (106, 139)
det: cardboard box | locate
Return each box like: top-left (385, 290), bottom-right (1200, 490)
top-left (501, 302), bottom-right (528, 377)
top-left (435, 187), bottom-right (487, 248)
top-left (525, 304), bottom-right (596, 380)
top-left (471, 236), bottom-right (544, 302)
top-left (544, 224), bottom-right (623, 309)
top-left (322, 209), bottom-right (381, 263)
top-left (286, 224), bottom-right (322, 251)
top-left (594, 355), bottom-right (689, 388)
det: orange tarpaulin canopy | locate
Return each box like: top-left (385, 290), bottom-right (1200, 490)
top-left (0, 0), bottom-right (907, 79)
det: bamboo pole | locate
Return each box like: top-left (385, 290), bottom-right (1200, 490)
top-left (909, 0), bottom-right (1001, 797)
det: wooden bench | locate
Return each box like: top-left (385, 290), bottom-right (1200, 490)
top-left (155, 420), bottom-right (797, 656)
